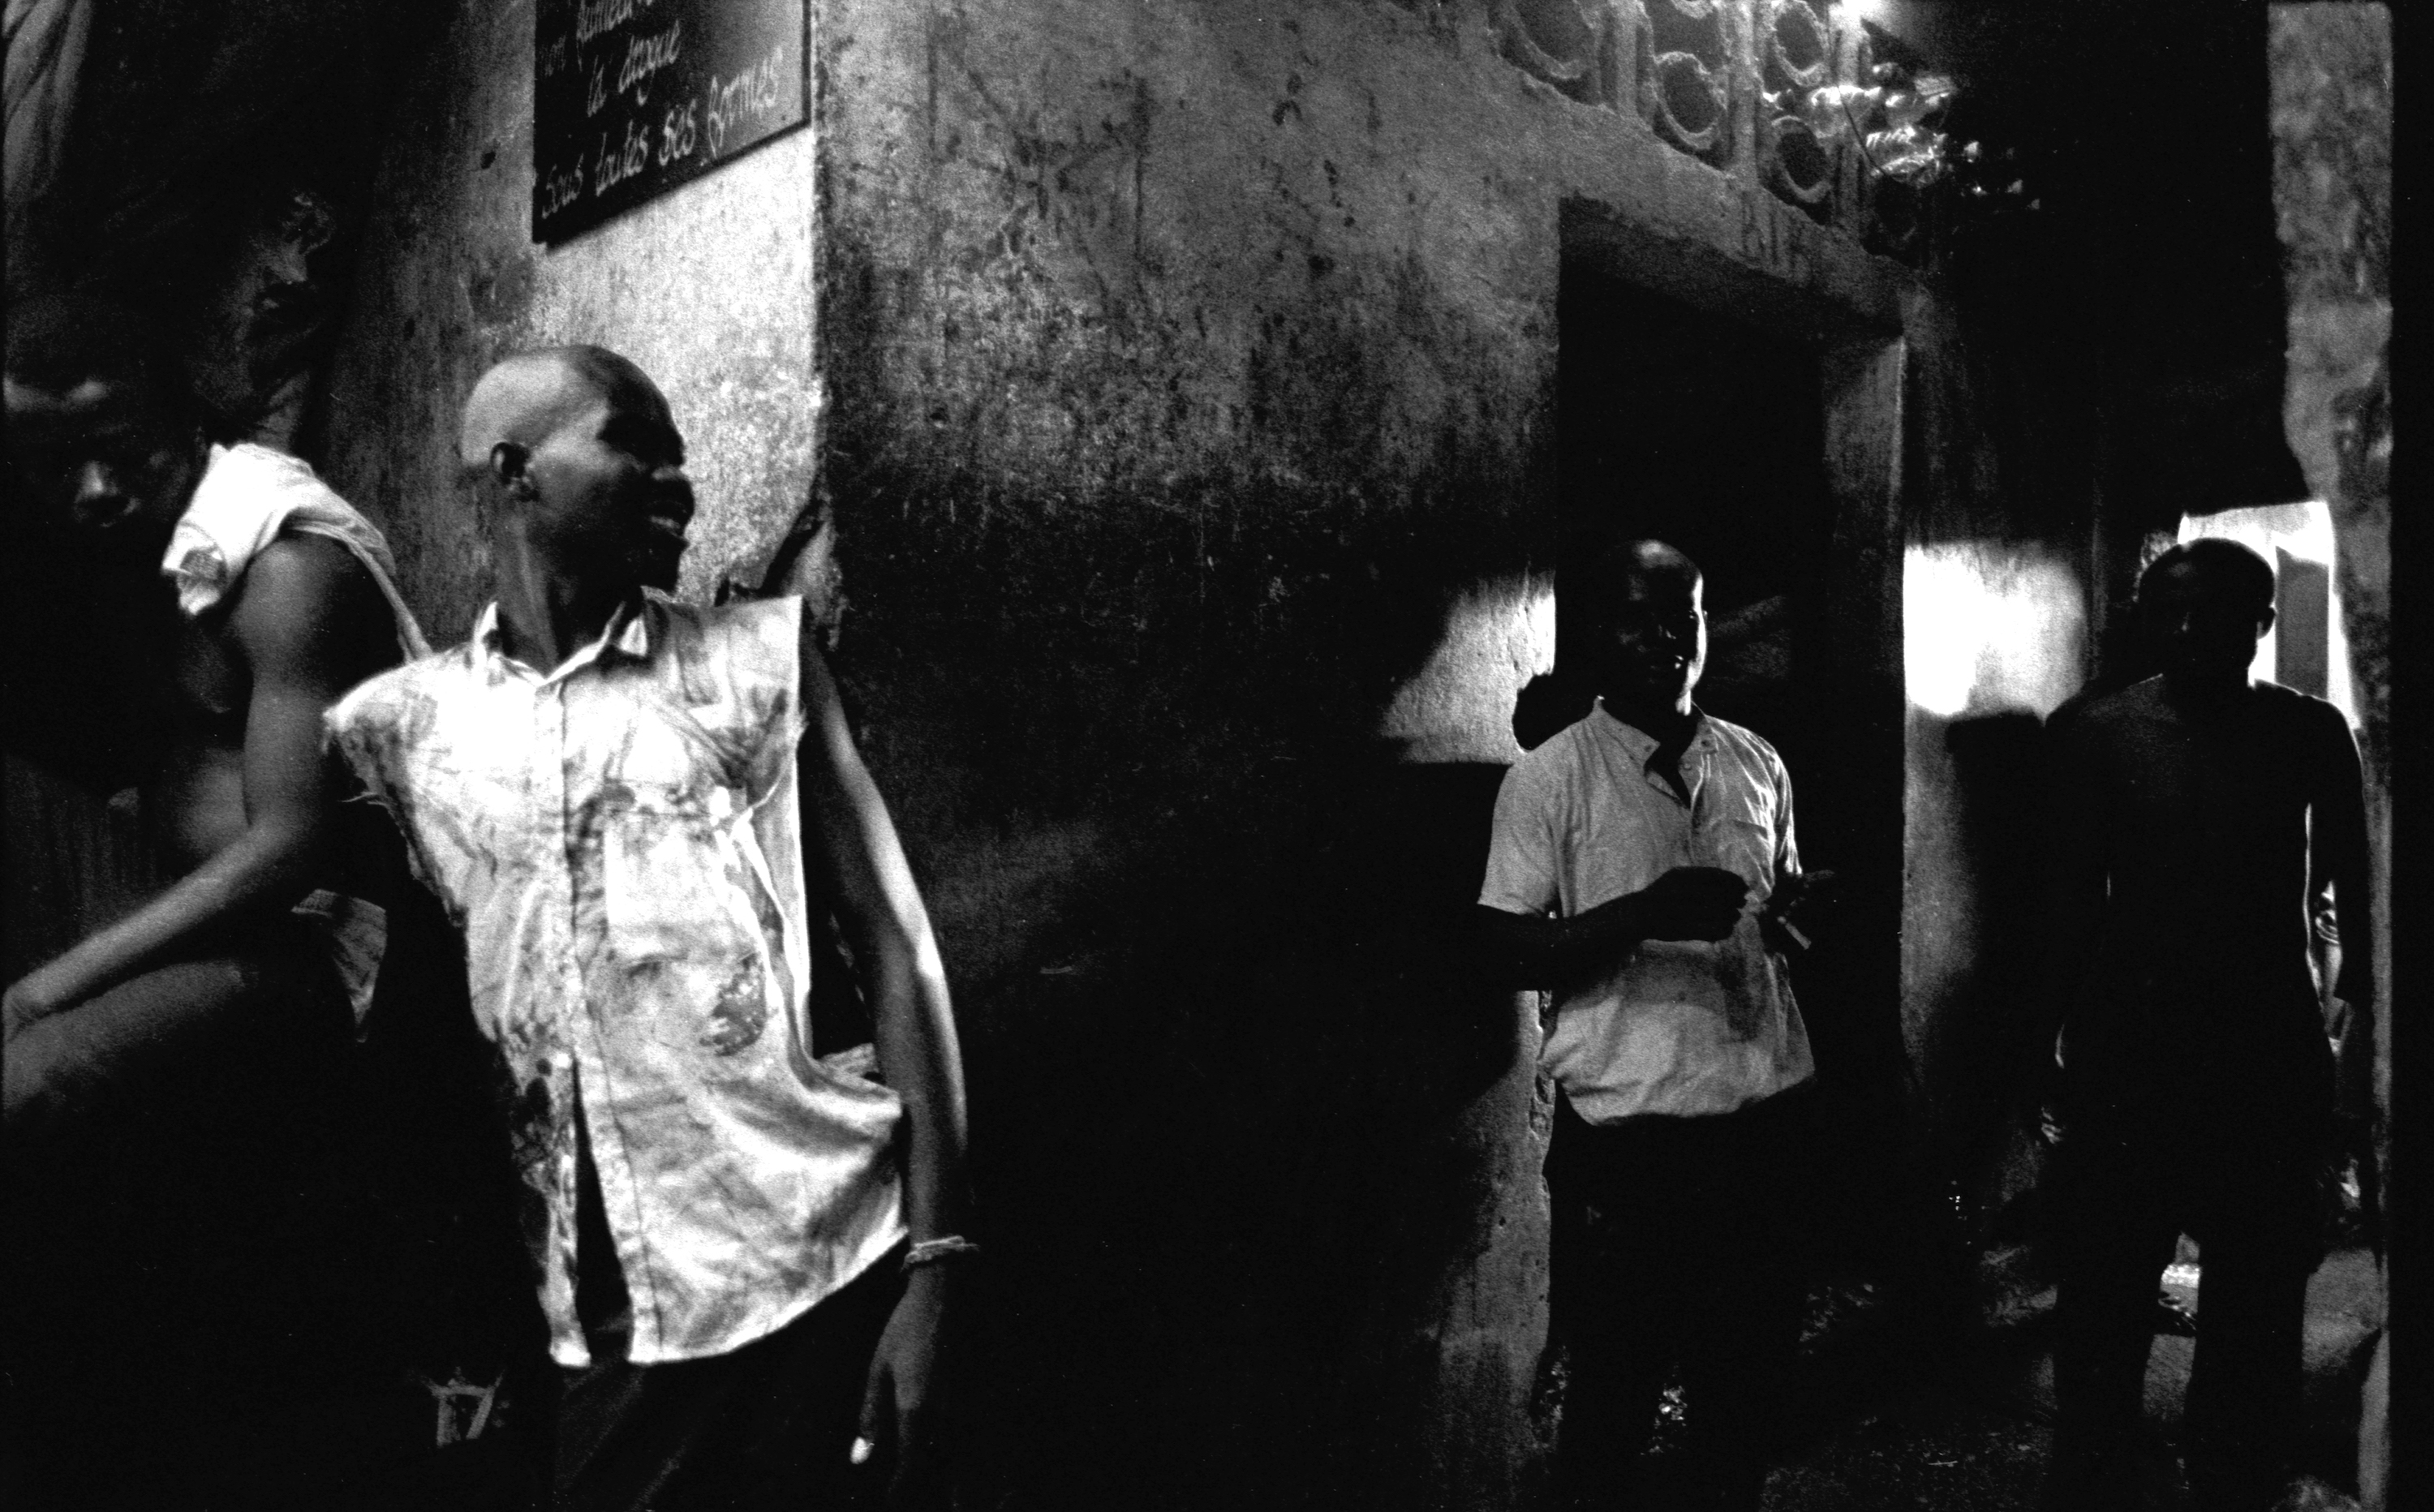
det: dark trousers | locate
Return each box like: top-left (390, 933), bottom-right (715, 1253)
top-left (553, 1256), bottom-right (903, 1512)
top-left (1545, 1083), bottom-right (1818, 1511)
top-left (3, 939), bottom-right (364, 1511)
top-left (2047, 1118), bottom-right (2322, 1512)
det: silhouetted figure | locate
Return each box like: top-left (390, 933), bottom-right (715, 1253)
top-left (327, 347), bottom-right (974, 1511)
top-left (1477, 540), bottom-right (1836, 1510)
top-left (2038, 539), bottom-right (2373, 1511)
top-left (2, 293), bottom-right (423, 1509)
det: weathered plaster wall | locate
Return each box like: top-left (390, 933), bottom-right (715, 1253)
top-left (1899, 539), bottom-right (2084, 1224)
top-left (315, 0), bottom-right (821, 643)
top-left (1890, 229), bottom-right (2105, 1241)
top-left (2269, 1), bottom-right (2389, 1116)
top-left (815, 3), bottom-right (1914, 1506)
top-left (2268, 11), bottom-right (2390, 1501)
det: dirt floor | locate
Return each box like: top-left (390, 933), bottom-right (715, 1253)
top-left (1749, 1245), bottom-right (2385, 1511)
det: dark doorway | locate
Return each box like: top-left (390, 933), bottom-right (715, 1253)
top-left (1552, 267), bottom-right (1914, 1274)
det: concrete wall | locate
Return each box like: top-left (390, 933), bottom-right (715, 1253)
top-left (2269, 2), bottom-right (2389, 1117)
top-left (815, 4), bottom-right (1918, 1505)
top-left (2267, 11), bottom-right (2391, 1501)
top-left (1895, 282), bottom-right (2094, 1231)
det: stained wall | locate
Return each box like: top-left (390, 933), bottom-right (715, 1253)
top-left (2267, 11), bottom-right (2393, 1498)
top-left (813, 5), bottom-right (1914, 1506)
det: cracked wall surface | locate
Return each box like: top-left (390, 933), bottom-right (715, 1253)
top-left (2267, 14), bottom-right (2391, 1500)
top-left (815, 4), bottom-right (1920, 1506)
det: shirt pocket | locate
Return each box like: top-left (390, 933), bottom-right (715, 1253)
top-left (1699, 790), bottom-right (1778, 892)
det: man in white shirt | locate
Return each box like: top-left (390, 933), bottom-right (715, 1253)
top-left (1478, 540), bottom-right (1833, 1510)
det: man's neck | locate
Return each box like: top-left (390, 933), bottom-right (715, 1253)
top-left (1601, 693), bottom-right (1699, 746)
top-left (1603, 694), bottom-right (1700, 805)
top-left (492, 540), bottom-right (635, 674)
top-left (2159, 668), bottom-right (2255, 717)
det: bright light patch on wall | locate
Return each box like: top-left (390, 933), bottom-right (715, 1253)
top-left (2177, 501), bottom-right (2354, 724)
top-left (1376, 578), bottom-right (1555, 763)
top-left (1903, 544), bottom-right (2085, 719)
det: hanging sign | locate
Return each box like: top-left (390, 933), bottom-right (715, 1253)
top-left (533, 0), bottom-right (806, 245)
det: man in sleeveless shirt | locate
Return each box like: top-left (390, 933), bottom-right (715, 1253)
top-left (328, 347), bottom-right (974, 1510)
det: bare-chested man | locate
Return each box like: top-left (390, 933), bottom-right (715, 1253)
top-left (3, 293), bottom-right (423, 1510)
top-left (2039, 538), bottom-right (2373, 1512)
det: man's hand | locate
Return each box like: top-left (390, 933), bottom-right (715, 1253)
top-left (1761, 868), bottom-right (1842, 954)
top-left (1634, 866), bottom-right (1749, 943)
top-left (2329, 997), bottom-right (2376, 1132)
top-left (857, 1265), bottom-right (962, 1507)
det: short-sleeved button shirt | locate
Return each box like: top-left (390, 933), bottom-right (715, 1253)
top-left (328, 591), bottom-right (905, 1366)
top-left (1480, 703), bottom-right (1815, 1123)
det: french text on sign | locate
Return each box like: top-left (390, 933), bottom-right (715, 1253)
top-left (532, 0), bottom-right (805, 244)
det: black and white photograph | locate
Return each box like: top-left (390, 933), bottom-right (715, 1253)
top-left (0, 2), bottom-right (2410, 1510)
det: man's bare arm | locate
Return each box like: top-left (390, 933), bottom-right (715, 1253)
top-left (2312, 705), bottom-right (2376, 1128)
top-left (2316, 706), bottom-right (2376, 1008)
top-left (3, 537), bottom-right (398, 1023)
top-left (1477, 866), bottom-right (1748, 991)
top-left (794, 625), bottom-right (968, 1504)
top-left (796, 632), bottom-right (970, 1240)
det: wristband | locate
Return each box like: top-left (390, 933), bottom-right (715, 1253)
top-left (902, 1235), bottom-right (981, 1271)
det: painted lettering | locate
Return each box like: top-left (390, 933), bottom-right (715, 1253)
top-left (703, 43), bottom-right (788, 157)
top-left (539, 151), bottom-right (589, 220)
top-left (656, 98), bottom-right (699, 166)
top-left (591, 115), bottom-right (654, 196)
top-left (574, 0), bottom-right (653, 46)
top-left (617, 19), bottom-right (682, 107)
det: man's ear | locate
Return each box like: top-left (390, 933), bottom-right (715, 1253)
top-left (490, 440), bottom-right (534, 496)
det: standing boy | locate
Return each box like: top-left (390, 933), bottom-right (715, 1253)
top-left (1477, 539), bottom-right (1832, 1510)
top-left (328, 346), bottom-right (972, 1510)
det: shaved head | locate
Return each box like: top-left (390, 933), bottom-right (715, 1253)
top-left (1580, 539), bottom-right (1702, 625)
top-left (460, 344), bottom-right (694, 594)
top-left (458, 346), bottom-right (665, 469)
top-left (1576, 538), bottom-right (1707, 719)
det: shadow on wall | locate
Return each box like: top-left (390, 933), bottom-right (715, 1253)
top-left (807, 453), bottom-right (1551, 1509)
top-left (1900, 543), bottom-right (2086, 1245)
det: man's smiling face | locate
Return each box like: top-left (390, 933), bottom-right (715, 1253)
top-left (518, 368), bottom-right (696, 594)
top-left (1598, 563), bottom-right (1708, 711)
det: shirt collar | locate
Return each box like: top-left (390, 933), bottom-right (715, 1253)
top-left (472, 593), bottom-right (656, 686)
top-left (1592, 698), bottom-right (1711, 758)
